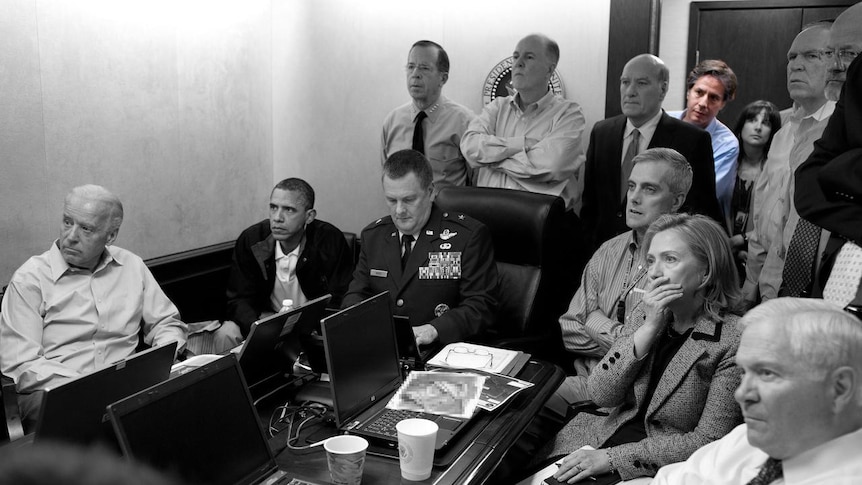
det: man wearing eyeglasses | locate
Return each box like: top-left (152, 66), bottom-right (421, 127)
top-left (794, 3), bottom-right (862, 309)
top-left (746, 21), bottom-right (835, 305)
top-left (381, 40), bottom-right (476, 196)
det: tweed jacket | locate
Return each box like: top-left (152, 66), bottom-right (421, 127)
top-left (550, 312), bottom-right (743, 480)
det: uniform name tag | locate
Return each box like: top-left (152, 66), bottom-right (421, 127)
top-left (419, 252), bottom-right (461, 280)
top-left (370, 269), bottom-right (388, 278)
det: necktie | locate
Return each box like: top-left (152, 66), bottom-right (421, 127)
top-left (621, 129), bottom-right (640, 200)
top-left (401, 234), bottom-right (414, 270)
top-left (746, 457), bottom-right (783, 485)
top-left (412, 111), bottom-right (428, 154)
top-left (781, 218), bottom-right (821, 296)
top-left (823, 242), bottom-right (862, 306)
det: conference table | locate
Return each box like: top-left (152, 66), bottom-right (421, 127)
top-left (267, 359), bottom-right (564, 484)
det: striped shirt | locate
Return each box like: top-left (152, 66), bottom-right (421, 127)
top-left (559, 231), bottom-right (648, 358)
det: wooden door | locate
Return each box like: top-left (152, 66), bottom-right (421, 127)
top-left (688, 0), bottom-right (856, 127)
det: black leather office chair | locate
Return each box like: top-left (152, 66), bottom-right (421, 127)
top-left (343, 232), bottom-right (358, 268)
top-left (435, 186), bottom-right (578, 363)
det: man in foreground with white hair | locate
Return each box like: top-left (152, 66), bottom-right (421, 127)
top-left (651, 297), bottom-right (862, 484)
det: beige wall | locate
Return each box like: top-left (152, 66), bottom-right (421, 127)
top-left (1, 0), bottom-right (273, 284)
top-left (1, 0), bottom-right (612, 284)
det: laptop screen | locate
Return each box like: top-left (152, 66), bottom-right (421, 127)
top-left (35, 341), bottom-right (177, 448)
top-left (239, 293), bottom-right (331, 387)
top-left (322, 291), bottom-right (403, 428)
top-left (109, 355), bottom-right (276, 485)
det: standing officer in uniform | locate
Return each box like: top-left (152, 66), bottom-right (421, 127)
top-left (343, 149), bottom-right (497, 346)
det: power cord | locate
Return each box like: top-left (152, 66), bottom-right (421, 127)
top-left (269, 400), bottom-right (333, 450)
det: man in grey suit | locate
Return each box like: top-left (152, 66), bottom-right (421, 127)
top-left (580, 54), bottom-right (722, 251)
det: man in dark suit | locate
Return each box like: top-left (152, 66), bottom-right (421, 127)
top-left (343, 149), bottom-right (497, 346)
top-left (793, 4), bottom-right (862, 305)
top-left (581, 54), bottom-right (722, 251)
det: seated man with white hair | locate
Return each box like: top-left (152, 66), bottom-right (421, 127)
top-left (652, 297), bottom-right (862, 484)
top-left (0, 185), bottom-right (187, 428)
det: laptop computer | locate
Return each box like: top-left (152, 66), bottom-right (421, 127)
top-left (34, 341), bottom-right (177, 448)
top-left (391, 314), bottom-right (426, 368)
top-left (321, 292), bottom-right (471, 451)
top-left (304, 311), bottom-right (421, 375)
top-left (108, 354), bottom-right (292, 485)
top-left (237, 294), bottom-right (331, 396)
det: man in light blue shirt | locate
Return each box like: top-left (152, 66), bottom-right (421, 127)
top-left (669, 60), bottom-right (739, 221)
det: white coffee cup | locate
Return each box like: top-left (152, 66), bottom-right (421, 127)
top-left (396, 418), bottom-right (438, 481)
top-left (323, 435), bottom-right (368, 485)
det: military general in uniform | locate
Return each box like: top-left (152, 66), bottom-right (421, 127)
top-left (342, 149), bottom-right (498, 346)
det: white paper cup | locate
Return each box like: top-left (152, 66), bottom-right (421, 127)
top-left (396, 418), bottom-right (438, 481)
top-left (324, 435), bottom-right (368, 485)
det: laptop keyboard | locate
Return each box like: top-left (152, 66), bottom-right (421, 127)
top-left (364, 408), bottom-right (425, 438)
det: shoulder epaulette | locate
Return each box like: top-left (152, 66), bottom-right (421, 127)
top-left (362, 216), bottom-right (393, 233)
top-left (440, 211), bottom-right (483, 230)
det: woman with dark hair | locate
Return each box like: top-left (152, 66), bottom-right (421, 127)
top-left (728, 101), bottom-right (781, 280)
top-left (542, 213), bottom-right (743, 483)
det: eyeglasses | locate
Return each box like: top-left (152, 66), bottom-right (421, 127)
top-left (405, 63), bottom-right (436, 75)
top-left (444, 346), bottom-right (493, 369)
top-left (822, 48), bottom-right (860, 66)
top-left (786, 50), bottom-right (830, 63)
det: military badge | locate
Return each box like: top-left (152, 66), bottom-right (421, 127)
top-left (440, 229), bottom-right (458, 240)
top-left (419, 252), bottom-right (462, 279)
top-left (434, 303), bottom-right (450, 317)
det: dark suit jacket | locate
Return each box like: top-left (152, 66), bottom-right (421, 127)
top-left (342, 204), bottom-right (498, 344)
top-left (550, 313), bottom-right (742, 480)
top-left (796, 55), bottom-right (862, 246)
top-left (225, 219), bottom-right (354, 336)
top-left (581, 112), bottom-right (722, 250)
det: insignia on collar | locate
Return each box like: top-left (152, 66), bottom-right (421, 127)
top-left (391, 232), bottom-right (397, 237)
top-left (440, 229), bottom-right (458, 240)
top-left (426, 230), bottom-right (434, 236)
